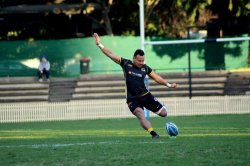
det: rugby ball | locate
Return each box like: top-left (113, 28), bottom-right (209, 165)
top-left (165, 122), bottom-right (179, 137)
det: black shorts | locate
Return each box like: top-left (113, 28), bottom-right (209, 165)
top-left (127, 92), bottom-right (163, 113)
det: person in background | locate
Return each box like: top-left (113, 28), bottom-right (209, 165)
top-left (38, 55), bottom-right (50, 82)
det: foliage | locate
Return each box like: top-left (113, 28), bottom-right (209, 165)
top-left (103, 0), bottom-right (249, 37)
top-left (0, 0), bottom-right (249, 39)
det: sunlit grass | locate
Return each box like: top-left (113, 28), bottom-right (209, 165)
top-left (1, 127), bottom-right (250, 140)
top-left (0, 129), bottom-right (147, 140)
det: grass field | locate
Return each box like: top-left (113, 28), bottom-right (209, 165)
top-left (0, 114), bottom-right (250, 166)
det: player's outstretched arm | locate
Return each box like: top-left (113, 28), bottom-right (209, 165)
top-left (149, 72), bottom-right (177, 88)
top-left (93, 33), bottom-right (121, 64)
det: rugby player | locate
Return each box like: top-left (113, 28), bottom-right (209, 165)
top-left (93, 33), bottom-right (177, 138)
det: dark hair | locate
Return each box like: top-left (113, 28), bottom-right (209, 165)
top-left (133, 49), bottom-right (144, 58)
top-left (40, 55), bottom-right (47, 60)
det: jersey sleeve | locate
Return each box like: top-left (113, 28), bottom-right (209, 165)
top-left (146, 65), bottom-right (153, 75)
top-left (120, 58), bottom-right (129, 67)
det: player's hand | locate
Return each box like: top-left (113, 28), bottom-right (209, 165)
top-left (93, 33), bottom-right (101, 45)
top-left (172, 83), bottom-right (177, 88)
top-left (171, 83), bottom-right (177, 88)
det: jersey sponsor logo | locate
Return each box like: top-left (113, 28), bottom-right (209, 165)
top-left (128, 71), bottom-right (142, 77)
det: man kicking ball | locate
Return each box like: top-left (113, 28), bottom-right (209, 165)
top-left (93, 33), bottom-right (177, 138)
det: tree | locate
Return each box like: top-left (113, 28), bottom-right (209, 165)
top-left (148, 0), bottom-right (249, 69)
top-left (89, 0), bottom-right (114, 36)
top-left (0, 0), bottom-right (249, 39)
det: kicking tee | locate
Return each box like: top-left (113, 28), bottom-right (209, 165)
top-left (119, 57), bottom-right (153, 101)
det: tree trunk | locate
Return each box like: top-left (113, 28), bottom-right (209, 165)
top-left (101, 1), bottom-right (113, 36)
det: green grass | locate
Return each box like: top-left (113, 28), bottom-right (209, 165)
top-left (0, 114), bottom-right (250, 166)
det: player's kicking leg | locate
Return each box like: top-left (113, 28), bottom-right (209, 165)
top-left (133, 107), bottom-right (160, 139)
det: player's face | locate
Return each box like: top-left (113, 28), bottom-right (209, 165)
top-left (42, 57), bottom-right (47, 62)
top-left (133, 55), bottom-right (145, 68)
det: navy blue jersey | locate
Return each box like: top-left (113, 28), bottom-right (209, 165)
top-left (119, 58), bottom-right (153, 101)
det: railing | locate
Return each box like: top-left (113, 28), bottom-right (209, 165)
top-left (0, 96), bottom-right (249, 123)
